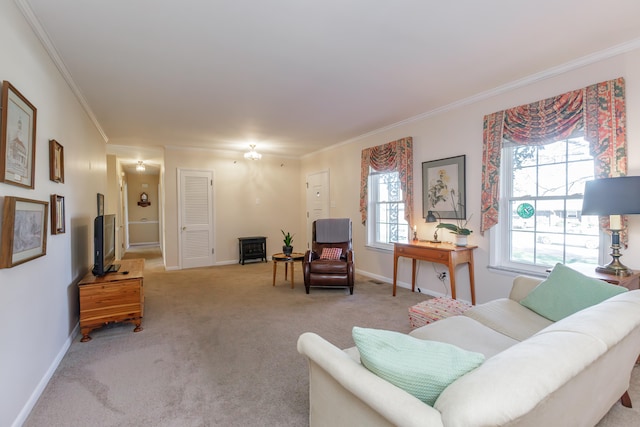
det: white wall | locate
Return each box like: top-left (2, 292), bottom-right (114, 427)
top-left (162, 147), bottom-right (302, 268)
top-left (301, 47), bottom-right (640, 304)
top-left (0, 1), bottom-right (108, 425)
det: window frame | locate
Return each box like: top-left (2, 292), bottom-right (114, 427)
top-left (489, 139), bottom-right (606, 277)
top-left (366, 170), bottom-right (409, 250)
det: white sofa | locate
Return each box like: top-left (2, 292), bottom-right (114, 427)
top-left (297, 275), bottom-right (640, 426)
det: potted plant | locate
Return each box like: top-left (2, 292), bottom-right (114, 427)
top-left (436, 189), bottom-right (472, 246)
top-left (281, 230), bottom-right (294, 255)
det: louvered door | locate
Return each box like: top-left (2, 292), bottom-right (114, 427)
top-left (179, 169), bottom-right (214, 269)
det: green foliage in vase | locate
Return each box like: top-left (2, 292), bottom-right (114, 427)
top-left (281, 230), bottom-right (294, 246)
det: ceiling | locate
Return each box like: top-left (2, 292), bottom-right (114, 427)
top-left (20, 0), bottom-right (640, 170)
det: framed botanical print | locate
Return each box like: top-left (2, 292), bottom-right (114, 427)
top-left (422, 155), bottom-right (466, 220)
top-left (49, 139), bottom-right (64, 183)
top-left (0, 197), bottom-right (48, 268)
top-left (0, 81), bottom-right (37, 189)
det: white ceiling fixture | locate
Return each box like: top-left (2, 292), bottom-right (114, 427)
top-left (136, 161), bottom-right (146, 172)
top-left (244, 145), bottom-right (262, 161)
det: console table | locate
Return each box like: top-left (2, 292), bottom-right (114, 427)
top-left (392, 241), bottom-right (477, 304)
top-left (78, 258), bottom-right (144, 342)
top-left (238, 236), bottom-right (267, 264)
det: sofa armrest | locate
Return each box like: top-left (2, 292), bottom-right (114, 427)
top-left (509, 275), bottom-right (543, 302)
top-left (297, 332), bottom-right (444, 427)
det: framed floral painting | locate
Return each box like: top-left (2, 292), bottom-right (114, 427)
top-left (422, 155), bottom-right (466, 220)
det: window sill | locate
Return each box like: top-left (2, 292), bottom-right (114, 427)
top-left (487, 265), bottom-right (548, 279)
top-left (365, 244), bottom-right (393, 253)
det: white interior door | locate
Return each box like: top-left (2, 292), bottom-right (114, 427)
top-left (306, 170), bottom-right (330, 249)
top-left (179, 169), bottom-right (214, 269)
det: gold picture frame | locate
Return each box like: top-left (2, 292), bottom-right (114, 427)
top-left (49, 139), bottom-right (64, 183)
top-left (51, 194), bottom-right (65, 235)
top-left (0, 81), bottom-right (37, 189)
top-left (1, 196), bottom-right (48, 268)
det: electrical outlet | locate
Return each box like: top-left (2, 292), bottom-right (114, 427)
top-left (437, 272), bottom-right (447, 281)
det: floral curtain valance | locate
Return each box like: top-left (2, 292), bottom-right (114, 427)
top-left (480, 77), bottom-right (627, 237)
top-left (359, 137), bottom-right (414, 225)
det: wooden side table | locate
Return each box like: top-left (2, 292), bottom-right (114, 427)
top-left (564, 263), bottom-right (640, 290)
top-left (392, 241), bottom-right (477, 304)
top-left (272, 252), bottom-right (305, 288)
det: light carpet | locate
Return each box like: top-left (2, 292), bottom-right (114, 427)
top-left (24, 246), bottom-right (639, 426)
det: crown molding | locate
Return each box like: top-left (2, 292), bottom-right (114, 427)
top-left (317, 37), bottom-right (640, 154)
top-left (15, 0), bottom-right (109, 143)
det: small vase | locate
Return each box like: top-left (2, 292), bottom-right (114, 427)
top-left (283, 245), bottom-right (293, 255)
top-left (455, 235), bottom-right (467, 247)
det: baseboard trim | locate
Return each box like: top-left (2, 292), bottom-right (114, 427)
top-left (12, 323), bottom-right (79, 427)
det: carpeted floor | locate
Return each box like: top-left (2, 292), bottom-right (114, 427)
top-left (24, 246), bottom-right (640, 426)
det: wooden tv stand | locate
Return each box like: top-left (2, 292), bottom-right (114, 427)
top-left (78, 258), bottom-right (145, 342)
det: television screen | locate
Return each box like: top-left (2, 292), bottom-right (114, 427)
top-left (92, 214), bottom-right (118, 276)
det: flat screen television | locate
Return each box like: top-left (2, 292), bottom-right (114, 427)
top-left (92, 214), bottom-right (119, 276)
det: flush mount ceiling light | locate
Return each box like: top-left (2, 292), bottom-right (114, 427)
top-left (244, 144), bottom-right (262, 160)
top-left (136, 161), bottom-right (145, 172)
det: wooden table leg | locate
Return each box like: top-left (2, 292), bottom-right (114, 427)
top-left (411, 259), bottom-right (417, 292)
top-left (272, 261), bottom-right (277, 286)
top-left (393, 254), bottom-right (399, 296)
top-left (285, 263), bottom-right (289, 280)
top-left (468, 253), bottom-right (476, 305)
top-left (290, 262), bottom-right (295, 289)
top-left (449, 265), bottom-right (457, 300)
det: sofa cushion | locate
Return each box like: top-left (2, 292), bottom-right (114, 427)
top-left (352, 326), bottom-right (484, 406)
top-left (410, 315), bottom-right (519, 358)
top-left (520, 263), bottom-right (628, 321)
top-left (434, 329), bottom-right (607, 427)
top-left (464, 298), bottom-right (553, 341)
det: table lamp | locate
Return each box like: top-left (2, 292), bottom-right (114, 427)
top-left (426, 210), bottom-right (441, 243)
top-left (581, 176), bottom-right (640, 276)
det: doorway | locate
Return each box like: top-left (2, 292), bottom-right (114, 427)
top-left (306, 170), bottom-right (330, 249)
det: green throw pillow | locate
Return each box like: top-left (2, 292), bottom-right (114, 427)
top-left (520, 263), bottom-right (628, 322)
top-left (352, 327), bottom-right (484, 406)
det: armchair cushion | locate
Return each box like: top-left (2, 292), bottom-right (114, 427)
top-left (352, 326), bottom-right (484, 406)
top-left (320, 247), bottom-right (342, 260)
top-left (309, 259), bottom-right (348, 274)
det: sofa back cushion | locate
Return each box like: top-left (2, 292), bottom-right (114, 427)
top-left (520, 263), bottom-right (628, 321)
top-left (352, 327), bottom-right (484, 406)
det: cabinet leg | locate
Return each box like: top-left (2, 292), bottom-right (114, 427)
top-left (80, 334), bottom-right (92, 342)
top-left (134, 320), bottom-right (143, 332)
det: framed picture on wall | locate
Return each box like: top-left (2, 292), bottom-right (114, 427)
top-left (0, 197), bottom-right (48, 268)
top-left (97, 193), bottom-right (104, 216)
top-left (49, 139), bottom-right (64, 183)
top-left (0, 81), bottom-right (37, 189)
top-left (422, 155), bottom-right (466, 220)
top-left (51, 194), bottom-right (65, 235)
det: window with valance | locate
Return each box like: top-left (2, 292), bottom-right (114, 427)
top-left (360, 137), bottom-right (414, 246)
top-left (482, 77), bottom-right (627, 235)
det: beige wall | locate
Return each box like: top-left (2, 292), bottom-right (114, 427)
top-left (163, 147), bottom-right (301, 268)
top-left (301, 47), bottom-right (640, 304)
top-left (0, 1), bottom-right (108, 424)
